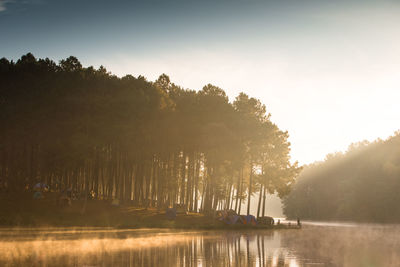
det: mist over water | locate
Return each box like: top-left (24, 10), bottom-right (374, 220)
top-left (1, 223), bottom-right (400, 266)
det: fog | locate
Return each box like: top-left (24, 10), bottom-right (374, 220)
top-left (284, 133), bottom-right (400, 222)
top-left (2, 224), bottom-right (400, 266)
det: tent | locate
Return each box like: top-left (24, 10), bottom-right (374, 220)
top-left (224, 215), bottom-right (242, 225)
top-left (258, 216), bottom-right (274, 226)
top-left (217, 209), bottom-right (258, 225)
top-left (241, 215), bottom-right (257, 226)
top-left (33, 183), bottom-right (49, 191)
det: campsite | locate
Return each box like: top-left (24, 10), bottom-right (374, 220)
top-left (2, 0), bottom-right (399, 265)
top-left (0, 188), bottom-right (298, 230)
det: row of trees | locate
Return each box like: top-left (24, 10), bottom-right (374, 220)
top-left (283, 132), bottom-right (400, 222)
top-left (0, 53), bottom-right (300, 215)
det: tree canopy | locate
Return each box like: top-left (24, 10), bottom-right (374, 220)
top-left (0, 53), bottom-right (300, 215)
top-left (283, 132), bottom-right (400, 222)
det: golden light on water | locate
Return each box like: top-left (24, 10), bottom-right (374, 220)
top-left (0, 235), bottom-right (190, 261)
top-left (2, 225), bottom-right (400, 266)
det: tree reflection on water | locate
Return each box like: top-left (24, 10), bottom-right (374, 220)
top-left (0, 229), bottom-right (297, 267)
top-left (2, 225), bottom-right (400, 266)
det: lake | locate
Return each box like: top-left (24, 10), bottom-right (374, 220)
top-left (1, 222), bottom-right (400, 266)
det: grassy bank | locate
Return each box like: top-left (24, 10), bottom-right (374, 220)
top-left (0, 192), bottom-right (295, 230)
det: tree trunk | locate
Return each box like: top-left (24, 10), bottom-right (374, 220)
top-left (257, 184), bottom-right (263, 218)
top-left (262, 186), bottom-right (267, 217)
top-left (247, 161), bottom-right (253, 215)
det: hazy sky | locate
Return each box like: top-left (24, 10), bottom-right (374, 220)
top-left (1, 0), bottom-right (399, 164)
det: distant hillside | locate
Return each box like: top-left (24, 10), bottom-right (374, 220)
top-left (283, 132), bottom-right (400, 222)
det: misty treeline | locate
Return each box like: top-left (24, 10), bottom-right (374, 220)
top-left (0, 53), bottom-right (300, 215)
top-left (284, 132), bottom-right (400, 222)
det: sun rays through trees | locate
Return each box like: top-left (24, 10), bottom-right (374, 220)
top-left (0, 53), bottom-right (300, 214)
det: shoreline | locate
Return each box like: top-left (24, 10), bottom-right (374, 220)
top-left (0, 196), bottom-right (299, 230)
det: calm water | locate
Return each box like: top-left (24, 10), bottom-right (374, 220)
top-left (1, 223), bottom-right (400, 266)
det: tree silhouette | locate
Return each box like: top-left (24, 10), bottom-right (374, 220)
top-left (283, 133), bottom-right (400, 222)
top-left (0, 53), bottom-right (299, 215)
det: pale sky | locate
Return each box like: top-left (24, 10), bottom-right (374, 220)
top-left (1, 0), bottom-right (399, 164)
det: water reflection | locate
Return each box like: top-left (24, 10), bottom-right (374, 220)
top-left (1, 225), bottom-right (400, 266)
top-left (0, 229), bottom-right (296, 267)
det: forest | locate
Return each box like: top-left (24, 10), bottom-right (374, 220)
top-left (284, 132), bottom-right (400, 222)
top-left (0, 53), bottom-right (300, 216)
